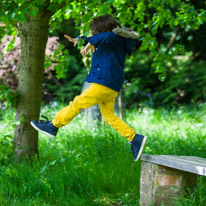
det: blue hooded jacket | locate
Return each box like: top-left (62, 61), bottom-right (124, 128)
top-left (81, 29), bottom-right (138, 92)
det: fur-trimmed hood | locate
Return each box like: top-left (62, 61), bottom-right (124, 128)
top-left (112, 26), bottom-right (140, 40)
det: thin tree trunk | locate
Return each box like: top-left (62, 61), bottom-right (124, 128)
top-left (14, 10), bottom-right (52, 160)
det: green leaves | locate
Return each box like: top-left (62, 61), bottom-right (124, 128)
top-left (140, 33), bottom-right (158, 51)
top-left (0, 134), bottom-right (13, 165)
top-left (1, 0), bottom-right (206, 82)
top-left (133, 0), bottom-right (146, 22)
top-left (45, 43), bottom-right (70, 79)
top-left (0, 0), bottom-right (46, 25)
top-left (81, 13), bottom-right (90, 23)
top-left (53, 47), bottom-right (70, 79)
top-left (0, 85), bottom-right (18, 109)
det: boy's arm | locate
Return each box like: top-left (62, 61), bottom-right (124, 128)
top-left (65, 32), bottom-right (107, 47)
top-left (86, 33), bottom-right (106, 46)
top-left (81, 43), bottom-right (95, 56)
top-left (64, 34), bottom-right (95, 55)
top-left (64, 35), bottom-right (78, 46)
top-left (77, 33), bottom-right (106, 47)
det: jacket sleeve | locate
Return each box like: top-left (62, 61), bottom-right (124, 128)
top-left (76, 36), bottom-right (88, 46)
top-left (124, 38), bottom-right (136, 56)
top-left (77, 33), bottom-right (107, 47)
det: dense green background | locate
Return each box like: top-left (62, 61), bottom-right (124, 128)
top-left (0, 0), bottom-right (206, 205)
top-left (0, 0), bottom-right (206, 108)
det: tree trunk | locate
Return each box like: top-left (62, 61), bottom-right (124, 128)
top-left (14, 10), bottom-right (52, 160)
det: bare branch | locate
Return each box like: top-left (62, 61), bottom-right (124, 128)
top-left (166, 27), bottom-right (180, 54)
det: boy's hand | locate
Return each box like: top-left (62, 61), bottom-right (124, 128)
top-left (81, 43), bottom-right (95, 56)
top-left (64, 35), bottom-right (78, 46)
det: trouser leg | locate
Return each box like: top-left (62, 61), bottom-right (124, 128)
top-left (99, 99), bottom-right (136, 142)
top-left (52, 83), bottom-right (119, 128)
top-left (52, 84), bottom-right (100, 127)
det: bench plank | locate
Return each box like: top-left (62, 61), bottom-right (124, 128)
top-left (141, 154), bottom-right (206, 176)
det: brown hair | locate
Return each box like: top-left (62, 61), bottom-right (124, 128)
top-left (90, 14), bottom-right (121, 35)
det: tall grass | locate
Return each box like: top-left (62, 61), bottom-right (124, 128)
top-left (0, 103), bottom-right (206, 205)
top-left (127, 104), bottom-right (206, 157)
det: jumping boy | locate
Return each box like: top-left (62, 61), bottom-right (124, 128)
top-left (31, 14), bottom-right (147, 161)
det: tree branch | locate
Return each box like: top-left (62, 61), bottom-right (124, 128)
top-left (166, 27), bottom-right (180, 54)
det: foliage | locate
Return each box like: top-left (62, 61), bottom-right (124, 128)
top-left (0, 34), bottom-right (73, 106)
top-left (44, 37), bottom-right (71, 80)
top-left (0, 85), bottom-right (18, 109)
top-left (0, 104), bottom-right (206, 205)
top-left (66, 0), bottom-right (206, 78)
top-left (1, 0), bottom-right (206, 77)
top-left (153, 60), bottom-right (206, 105)
top-left (0, 32), bottom-right (19, 89)
top-left (44, 19), bottom-right (87, 103)
top-left (0, 0), bottom-right (206, 108)
top-left (124, 51), bottom-right (206, 108)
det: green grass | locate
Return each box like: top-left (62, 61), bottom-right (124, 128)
top-left (0, 103), bottom-right (206, 205)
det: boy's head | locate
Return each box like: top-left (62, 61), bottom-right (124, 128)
top-left (90, 14), bottom-right (121, 35)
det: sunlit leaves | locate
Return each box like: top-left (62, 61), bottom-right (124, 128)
top-left (81, 13), bottom-right (90, 23)
top-left (0, 0), bottom-right (48, 25)
top-left (133, 0), bottom-right (146, 22)
top-left (1, 0), bottom-right (206, 81)
top-left (44, 40), bottom-right (70, 79)
top-left (198, 9), bottom-right (206, 24)
top-left (53, 47), bottom-right (70, 79)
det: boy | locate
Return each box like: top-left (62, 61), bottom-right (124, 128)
top-left (31, 14), bottom-right (147, 161)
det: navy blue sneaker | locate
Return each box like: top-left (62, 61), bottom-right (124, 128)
top-left (31, 115), bottom-right (58, 138)
top-left (131, 134), bottom-right (147, 161)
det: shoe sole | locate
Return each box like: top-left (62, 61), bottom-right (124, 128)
top-left (30, 121), bottom-right (55, 138)
top-left (134, 136), bottom-right (147, 161)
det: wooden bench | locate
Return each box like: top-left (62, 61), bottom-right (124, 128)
top-left (140, 154), bottom-right (206, 206)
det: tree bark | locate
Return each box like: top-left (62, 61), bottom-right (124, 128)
top-left (14, 10), bottom-right (52, 160)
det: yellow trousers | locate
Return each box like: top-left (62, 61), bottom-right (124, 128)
top-left (52, 83), bottom-right (136, 142)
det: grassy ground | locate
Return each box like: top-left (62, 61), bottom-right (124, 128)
top-left (0, 103), bottom-right (206, 205)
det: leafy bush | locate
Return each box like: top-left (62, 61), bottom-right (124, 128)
top-left (124, 51), bottom-right (206, 108)
top-left (0, 85), bottom-right (18, 109)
